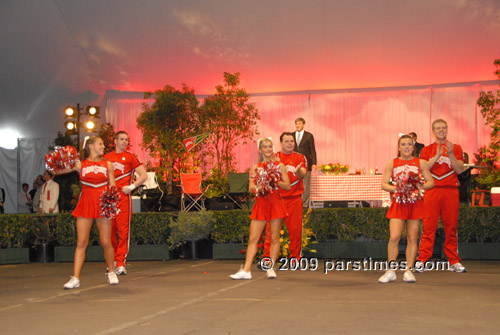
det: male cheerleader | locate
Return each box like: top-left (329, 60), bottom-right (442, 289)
top-left (104, 131), bottom-right (148, 275)
top-left (416, 119), bottom-right (466, 273)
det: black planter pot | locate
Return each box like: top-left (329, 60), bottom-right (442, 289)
top-left (30, 243), bottom-right (55, 263)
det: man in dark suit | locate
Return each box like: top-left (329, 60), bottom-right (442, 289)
top-left (294, 117), bottom-right (317, 208)
top-left (409, 132), bottom-right (424, 157)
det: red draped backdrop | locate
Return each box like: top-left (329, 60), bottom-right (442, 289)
top-left (105, 81), bottom-right (497, 174)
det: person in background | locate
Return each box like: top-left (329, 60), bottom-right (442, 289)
top-left (38, 170), bottom-right (59, 213)
top-left (0, 186), bottom-right (5, 213)
top-left (458, 152), bottom-right (471, 204)
top-left (294, 117), bottom-right (317, 208)
top-left (18, 183), bottom-right (32, 213)
top-left (104, 131), bottom-right (148, 275)
top-left (415, 119), bottom-right (467, 273)
top-left (30, 175), bottom-right (44, 213)
top-left (379, 135), bottom-right (434, 284)
top-left (409, 132), bottom-right (425, 158)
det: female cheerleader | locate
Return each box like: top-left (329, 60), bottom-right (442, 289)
top-left (379, 135), bottom-right (434, 284)
top-left (230, 138), bottom-right (290, 280)
top-left (62, 136), bottom-right (118, 289)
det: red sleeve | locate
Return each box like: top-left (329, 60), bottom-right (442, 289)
top-left (454, 145), bottom-right (464, 162)
top-left (420, 145), bottom-right (432, 161)
top-left (130, 152), bottom-right (142, 169)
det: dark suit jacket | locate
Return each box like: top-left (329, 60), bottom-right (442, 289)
top-left (294, 131), bottom-right (317, 171)
top-left (415, 142), bottom-right (424, 158)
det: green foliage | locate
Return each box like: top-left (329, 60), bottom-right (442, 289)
top-left (50, 131), bottom-right (78, 151)
top-left (130, 213), bottom-right (171, 245)
top-left (200, 72), bottom-right (260, 178)
top-left (202, 173), bottom-right (228, 198)
top-left (168, 210), bottom-right (215, 249)
top-left (2, 208), bottom-right (500, 251)
top-left (30, 215), bottom-right (57, 245)
top-left (0, 215), bottom-right (30, 248)
top-left (54, 213), bottom-right (100, 246)
top-left (211, 210), bottom-right (251, 243)
top-left (137, 85), bottom-right (204, 193)
top-left (457, 206), bottom-right (500, 242)
top-left (98, 122), bottom-right (116, 154)
top-left (474, 59), bottom-right (500, 188)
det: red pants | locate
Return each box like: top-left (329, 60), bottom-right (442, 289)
top-left (264, 196), bottom-right (303, 259)
top-left (418, 187), bottom-right (461, 265)
top-left (111, 193), bottom-right (132, 267)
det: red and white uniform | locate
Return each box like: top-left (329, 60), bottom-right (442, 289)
top-left (386, 157), bottom-right (424, 220)
top-left (72, 160), bottom-right (109, 219)
top-left (418, 143), bottom-right (463, 265)
top-left (264, 151), bottom-right (307, 259)
top-left (104, 151), bottom-right (142, 267)
top-left (250, 161), bottom-right (287, 221)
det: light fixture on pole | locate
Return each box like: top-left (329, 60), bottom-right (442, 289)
top-left (64, 103), bottom-right (100, 146)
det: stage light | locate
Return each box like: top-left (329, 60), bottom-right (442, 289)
top-left (64, 106), bottom-right (75, 117)
top-left (86, 106), bottom-right (99, 117)
top-left (85, 120), bottom-right (96, 130)
top-left (65, 120), bottom-right (77, 131)
top-left (0, 128), bottom-right (21, 149)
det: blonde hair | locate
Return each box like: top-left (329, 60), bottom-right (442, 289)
top-left (257, 138), bottom-right (273, 162)
top-left (432, 119), bottom-right (448, 129)
top-left (258, 138), bottom-right (273, 150)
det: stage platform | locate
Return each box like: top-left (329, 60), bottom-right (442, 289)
top-left (1, 260), bottom-right (499, 334)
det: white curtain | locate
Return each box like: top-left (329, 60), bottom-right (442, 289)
top-left (0, 138), bottom-right (52, 213)
top-left (104, 81), bottom-right (498, 175)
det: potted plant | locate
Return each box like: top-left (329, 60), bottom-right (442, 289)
top-left (0, 214), bottom-right (30, 264)
top-left (168, 209), bottom-right (214, 259)
top-left (30, 215), bottom-right (57, 262)
top-left (128, 213), bottom-right (172, 261)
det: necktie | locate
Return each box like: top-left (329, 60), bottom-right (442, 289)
top-left (297, 132), bottom-right (302, 146)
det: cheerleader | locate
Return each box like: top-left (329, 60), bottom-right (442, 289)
top-left (61, 136), bottom-right (118, 289)
top-left (230, 138), bottom-right (290, 280)
top-left (379, 135), bottom-right (434, 284)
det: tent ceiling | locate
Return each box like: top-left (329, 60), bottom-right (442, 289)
top-left (1, 0), bottom-right (500, 139)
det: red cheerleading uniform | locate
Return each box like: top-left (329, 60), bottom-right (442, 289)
top-left (72, 159), bottom-right (110, 219)
top-left (386, 157), bottom-right (424, 220)
top-left (250, 161), bottom-right (287, 221)
top-left (263, 151), bottom-right (307, 259)
top-left (104, 150), bottom-right (143, 267)
top-left (418, 142), bottom-right (463, 265)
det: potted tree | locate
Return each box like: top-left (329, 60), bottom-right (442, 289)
top-left (168, 209), bottom-right (214, 260)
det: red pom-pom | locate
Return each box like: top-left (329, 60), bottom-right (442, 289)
top-left (100, 186), bottom-right (121, 219)
top-left (254, 161), bottom-right (281, 197)
top-left (240, 249), bottom-right (246, 255)
top-left (45, 146), bottom-right (79, 172)
top-left (393, 171), bottom-right (425, 204)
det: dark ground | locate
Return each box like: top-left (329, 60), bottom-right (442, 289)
top-left (1, 260), bottom-right (499, 334)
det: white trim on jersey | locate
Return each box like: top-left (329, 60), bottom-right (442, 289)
top-left (81, 180), bottom-right (108, 188)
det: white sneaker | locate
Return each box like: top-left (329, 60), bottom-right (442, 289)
top-left (107, 271), bottom-right (119, 285)
top-left (378, 271), bottom-right (396, 283)
top-left (403, 270), bottom-right (416, 283)
top-left (266, 268), bottom-right (277, 279)
top-left (449, 262), bottom-right (466, 273)
top-left (63, 276), bottom-right (80, 289)
top-left (414, 260), bottom-right (426, 273)
top-left (230, 269), bottom-right (252, 280)
top-left (115, 266), bottom-right (127, 275)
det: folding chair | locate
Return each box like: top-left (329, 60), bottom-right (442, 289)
top-left (224, 172), bottom-right (249, 209)
top-left (471, 189), bottom-right (490, 207)
top-left (180, 173), bottom-right (211, 211)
